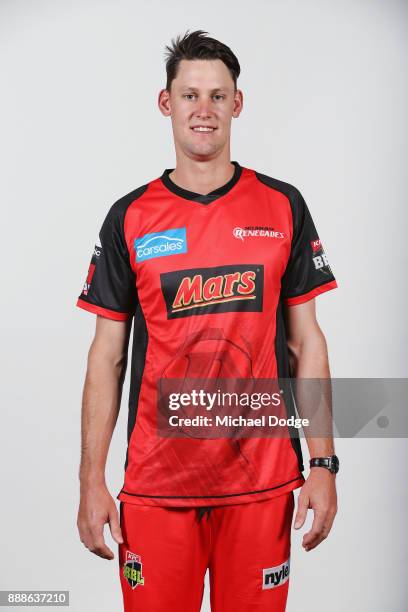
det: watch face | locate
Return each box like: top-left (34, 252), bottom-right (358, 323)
top-left (331, 455), bottom-right (339, 473)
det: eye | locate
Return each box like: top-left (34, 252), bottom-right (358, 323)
top-left (183, 94), bottom-right (196, 100)
top-left (213, 94), bottom-right (225, 101)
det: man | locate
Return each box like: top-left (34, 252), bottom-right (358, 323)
top-left (76, 29), bottom-right (339, 612)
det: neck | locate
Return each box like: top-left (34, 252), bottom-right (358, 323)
top-left (169, 154), bottom-right (235, 196)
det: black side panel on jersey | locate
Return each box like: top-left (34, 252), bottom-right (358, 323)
top-left (275, 297), bottom-right (304, 472)
top-left (255, 170), bottom-right (328, 474)
top-left (124, 300), bottom-right (148, 471)
top-left (254, 171), bottom-right (336, 300)
top-left (78, 183), bottom-right (149, 314)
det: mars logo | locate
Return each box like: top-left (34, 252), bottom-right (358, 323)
top-left (262, 558), bottom-right (290, 590)
top-left (123, 550), bottom-right (145, 589)
top-left (160, 264), bottom-right (264, 319)
top-left (310, 239), bottom-right (332, 275)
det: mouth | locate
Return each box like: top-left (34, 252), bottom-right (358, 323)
top-left (190, 126), bottom-right (217, 133)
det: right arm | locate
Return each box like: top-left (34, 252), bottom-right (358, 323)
top-left (77, 315), bottom-right (132, 560)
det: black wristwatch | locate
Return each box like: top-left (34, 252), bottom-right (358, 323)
top-left (309, 455), bottom-right (339, 474)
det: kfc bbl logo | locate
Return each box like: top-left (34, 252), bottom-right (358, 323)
top-left (310, 239), bottom-right (332, 276)
top-left (123, 550), bottom-right (145, 589)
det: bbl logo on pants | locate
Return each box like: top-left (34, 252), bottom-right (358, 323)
top-left (123, 550), bottom-right (145, 589)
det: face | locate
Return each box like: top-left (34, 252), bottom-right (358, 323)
top-left (158, 59), bottom-right (243, 161)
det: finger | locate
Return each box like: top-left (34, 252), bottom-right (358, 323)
top-left (293, 495), bottom-right (309, 529)
top-left (303, 510), bottom-right (329, 550)
top-left (303, 509), bottom-right (327, 546)
top-left (303, 528), bottom-right (329, 551)
top-left (80, 524), bottom-right (113, 558)
top-left (77, 518), bottom-right (93, 548)
top-left (89, 539), bottom-right (115, 560)
top-left (108, 506), bottom-right (124, 544)
top-left (305, 508), bottom-right (337, 550)
top-left (88, 520), bottom-right (114, 559)
top-left (304, 505), bottom-right (336, 543)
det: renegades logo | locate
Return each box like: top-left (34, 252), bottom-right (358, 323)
top-left (123, 550), bottom-right (145, 589)
top-left (160, 264), bottom-right (264, 319)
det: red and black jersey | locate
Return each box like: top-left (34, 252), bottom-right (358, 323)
top-left (76, 161), bottom-right (338, 507)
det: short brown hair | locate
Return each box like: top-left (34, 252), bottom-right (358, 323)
top-left (164, 29), bottom-right (241, 92)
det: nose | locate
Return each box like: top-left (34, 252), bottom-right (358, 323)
top-left (195, 98), bottom-right (213, 119)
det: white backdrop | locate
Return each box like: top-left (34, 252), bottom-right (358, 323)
top-left (1, 0), bottom-right (407, 610)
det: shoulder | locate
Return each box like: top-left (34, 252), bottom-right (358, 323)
top-left (96, 182), bottom-right (151, 242)
top-left (252, 168), bottom-right (304, 206)
top-left (249, 168), bottom-right (308, 230)
top-left (106, 182), bottom-right (150, 221)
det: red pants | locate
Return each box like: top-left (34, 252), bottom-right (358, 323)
top-left (119, 491), bottom-right (295, 612)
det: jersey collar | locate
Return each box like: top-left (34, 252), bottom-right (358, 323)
top-left (160, 161), bottom-right (242, 205)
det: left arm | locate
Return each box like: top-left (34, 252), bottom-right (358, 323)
top-left (284, 298), bottom-right (338, 551)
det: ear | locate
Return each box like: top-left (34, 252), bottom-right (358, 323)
top-left (232, 89), bottom-right (244, 118)
top-left (158, 88), bottom-right (171, 117)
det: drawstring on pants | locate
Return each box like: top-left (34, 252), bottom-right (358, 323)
top-left (196, 506), bottom-right (213, 522)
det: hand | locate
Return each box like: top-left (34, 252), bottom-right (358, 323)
top-left (77, 483), bottom-right (123, 560)
top-left (293, 468), bottom-right (338, 552)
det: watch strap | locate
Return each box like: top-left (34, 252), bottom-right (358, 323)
top-left (309, 455), bottom-right (339, 473)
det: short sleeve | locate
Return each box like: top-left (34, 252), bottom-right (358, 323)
top-left (281, 188), bottom-right (338, 306)
top-left (76, 201), bottom-right (137, 321)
